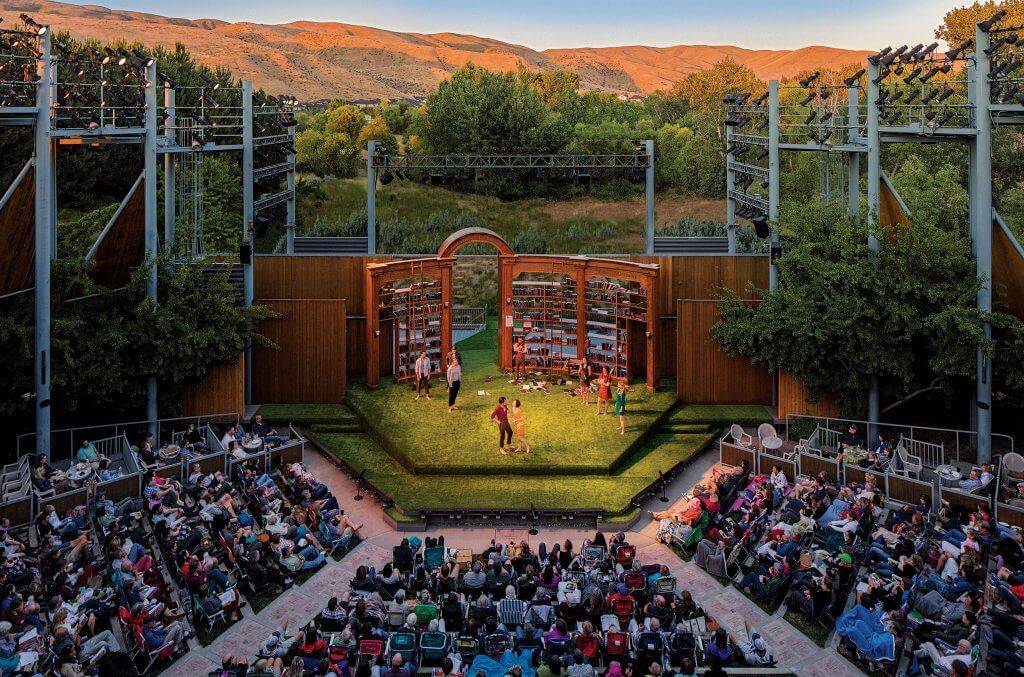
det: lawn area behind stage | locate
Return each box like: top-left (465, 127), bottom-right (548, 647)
top-left (345, 318), bottom-right (680, 475)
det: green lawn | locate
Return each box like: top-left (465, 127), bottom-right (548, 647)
top-left (345, 319), bottom-right (679, 475)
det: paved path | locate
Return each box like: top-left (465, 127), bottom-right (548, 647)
top-left (162, 448), bottom-right (864, 676)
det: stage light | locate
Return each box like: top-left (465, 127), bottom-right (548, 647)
top-left (871, 70), bottom-right (888, 86)
top-left (843, 69), bottom-right (866, 87)
top-left (903, 67), bottom-right (923, 84)
top-left (979, 10), bottom-right (1007, 32)
top-left (799, 71), bottom-right (820, 88)
top-left (800, 92), bottom-right (816, 107)
top-left (903, 44), bottom-right (924, 62)
top-left (752, 92), bottom-right (769, 106)
top-left (379, 169), bottom-right (394, 185)
top-left (20, 14), bottom-right (46, 35)
top-left (946, 40), bottom-right (973, 61)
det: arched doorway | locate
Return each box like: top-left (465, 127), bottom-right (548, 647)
top-left (364, 231), bottom-right (659, 390)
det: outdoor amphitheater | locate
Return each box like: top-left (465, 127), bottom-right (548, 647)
top-left (0, 3), bottom-right (1023, 677)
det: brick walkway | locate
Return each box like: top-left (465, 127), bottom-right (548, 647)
top-left (161, 450), bottom-right (864, 676)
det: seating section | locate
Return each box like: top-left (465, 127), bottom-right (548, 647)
top-left (239, 535), bottom-right (778, 676)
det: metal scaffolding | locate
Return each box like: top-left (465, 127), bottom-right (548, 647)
top-left (724, 10), bottom-right (1024, 462)
top-left (0, 15), bottom-right (297, 456)
top-left (358, 142), bottom-right (656, 255)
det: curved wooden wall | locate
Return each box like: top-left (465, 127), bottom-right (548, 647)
top-left (0, 163), bottom-right (35, 296)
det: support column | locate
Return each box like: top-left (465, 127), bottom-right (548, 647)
top-left (866, 59), bottom-right (882, 428)
top-left (644, 140), bottom-right (655, 255)
top-left (33, 29), bottom-right (52, 457)
top-left (499, 256), bottom-right (516, 371)
top-left (973, 26), bottom-right (994, 464)
top-left (163, 86), bottom-right (175, 247)
top-left (846, 85), bottom-right (861, 217)
top-left (725, 124), bottom-right (737, 253)
top-left (241, 82), bottom-right (255, 406)
top-left (286, 121), bottom-right (296, 253)
top-left (768, 81), bottom-right (781, 292)
top-left (365, 268), bottom-right (380, 389)
top-left (366, 140), bottom-right (377, 254)
top-left (144, 62), bottom-right (159, 435)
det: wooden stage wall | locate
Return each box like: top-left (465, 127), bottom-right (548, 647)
top-left (181, 358), bottom-right (245, 418)
top-left (254, 255), bottom-right (390, 376)
top-left (777, 370), bottom-right (839, 420)
top-left (675, 299), bottom-right (773, 404)
top-left (253, 299), bottom-right (347, 404)
top-left (994, 222), bottom-right (1024, 320)
top-left (0, 163), bottom-right (34, 297)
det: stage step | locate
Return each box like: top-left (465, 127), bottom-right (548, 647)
top-left (662, 423), bottom-right (715, 434)
top-left (309, 423), bottom-right (363, 434)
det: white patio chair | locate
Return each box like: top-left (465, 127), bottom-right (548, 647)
top-left (729, 424), bottom-right (752, 448)
top-left (894, 439), bottom-right (922, 479)
top-left (757, 423), bottom-right (783, 451)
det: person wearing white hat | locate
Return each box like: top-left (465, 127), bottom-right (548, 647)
top-left (735, 617), bottom-right (773, 666)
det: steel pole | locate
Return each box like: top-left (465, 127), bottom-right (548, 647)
top-left (163, 86), bottom-right (176, 247)
top-left (286, 122), bottom-right (296, 254)
top-left (144, 62), bottom-right (159, 436)
top-left (725, 123), bottom-right (737, 253)
top-left (866, 60), bottom-right (882, 428)
top-left (242, 82), bottom-right (255, 405)
top-left (645, 139), bottom-right (655, 255)
top-left (366, 140), bottom-right (377, 254)
top-left (973, 27), bottom-right (994, 464)
top-left (768, 81), bottom-right (781, 292)
top-left (847, 85), bottom-right (861, 217)
top-left (33, 29), bottom-right (52, 458)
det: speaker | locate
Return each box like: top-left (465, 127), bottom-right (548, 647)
top-left (753, 217), bottom-right (770, 238)
top-left (239, 242), bottom-right (252, 265)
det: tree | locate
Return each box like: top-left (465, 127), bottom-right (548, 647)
top-left (936, 0), bottom-right (1024, 44)
top-left (295, 129), bottom-right (359, 178)
top-left (890, 156), bottom-right (969, 232)
top-left (323, 104), bottom-right (366, 139)
top-left (712, 201), bottom-right (1024, 416)
top-left (669, 59), bottom-right (763, 116)
top-left (357, 116), bottom-right (398, 152)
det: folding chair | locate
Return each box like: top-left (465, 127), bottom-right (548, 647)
top-left (413, 602), bottom-right (439, 626)
top-left (420, 631), bottom-right (450, 667)
top-left (484, 633), bottom-right (513, 659)
top-left (604, 630), bottom-right (630, 664)
top-left (575, 633), bottom-right (601, 665)
top-left (582, 544), bottom-right (606, 567)
top-left (614, 544), bottom-right (636, 569)
top-left (192, 594), bottom-right (226, 630)
top-left (423, 546), bottom-right (446, 570)
top-left (387, 631), bottom-right (419, 665)
top-left (318, 521), bottom-right (351, 558)
top-left (653, 576), bottom-right (676, 597)
top-left (455, 636), bottom-right (480, 664)
top-left (455, 549), bottom-right (473, 573)
top-left (359, 639), bottom-right (385, 666)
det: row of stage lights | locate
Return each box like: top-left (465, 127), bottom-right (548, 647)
top-left (0, 15), bottom-right (46, 108)
top-left (723, 92), bottom-right (770, 231)
top-left (251, 91), bottom-right (298, 232)
top-left (869, 40), bottom-right (970, 129)
top-left (983, 11), bottom-right (1024, 106)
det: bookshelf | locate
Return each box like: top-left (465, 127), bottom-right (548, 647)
top-left (511, 272), bottom-right (579, 373)
top-left (584, 277), bottom-right (649, 379)
top-left (378, 276), bottom-right (443, 381)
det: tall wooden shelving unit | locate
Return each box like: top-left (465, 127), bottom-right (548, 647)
top-left (366, 230), bottom-right (659, 390)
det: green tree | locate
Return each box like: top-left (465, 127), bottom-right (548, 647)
top-left (358, 116), bottom-right (398, 152)
top-left (936, 0), bottom-right (1024, 44)
top-left (669, 59), bottom-right (764, 116)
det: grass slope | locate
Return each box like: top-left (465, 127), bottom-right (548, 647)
top-left (668, 404), bottom-right (771, 426)
top-left (345, 319), bottom-right (678, 475)
top-left (310, 430), bottom-right (712, 514)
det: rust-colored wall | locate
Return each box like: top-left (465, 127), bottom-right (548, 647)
top-left (181, 358), bottom-right (245, 418)
top-left (776, 370), bottom-right (840, 420)
top-left (91, 178), bottom-right (145, 288)
top-left (0, 165), bottom-right (34, 296)
top-left (994, 223), bottom-right (1024, 320)
top-left (253, 299), bottom-right (346, 403)
top-left (632, 255), bottom-right (769, 311)
top-left (676, 300), bottom-right (773, 404)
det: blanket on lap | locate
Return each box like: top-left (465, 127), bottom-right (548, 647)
top-left (468, 650), bottom-right (536, 677)
top-left (836, 605), bottom-right (896, 662)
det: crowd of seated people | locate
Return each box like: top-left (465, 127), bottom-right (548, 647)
top-left (145, 457), bottom-right (359, 634)
top-left (0, 490), bottom-right (196, 675)
top-left (221, 532), bottom-right (779, 677)
top-left (832, 496), bottom-right (992, 675)
top-left (656, 457), bottom-right (881, 626)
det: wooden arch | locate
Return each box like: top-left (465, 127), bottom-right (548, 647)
top-left (437, 227), bottom-right (514, 258)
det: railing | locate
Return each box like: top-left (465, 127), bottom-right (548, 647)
top-left (452, 305), bottom-right (487, 330)
top-left (785, 414), bottom-right (1014, 465)
top-left (94, 434), bottom-right (142, 503)
top-left (16, 412), bottom-right (240, 462)
top-left (903, 436), bottom-right (945, 469)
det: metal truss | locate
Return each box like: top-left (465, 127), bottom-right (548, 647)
top-left (377, 151), bottom-right (650, 171)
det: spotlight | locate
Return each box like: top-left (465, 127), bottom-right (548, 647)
top-left (799, 71), bottom-right (821, 88)
top-left (379, 169), bottom-right (394, 185)
top-left (903, 67), bottom-right (923, 84)
top-left (19, 14), bottom-right (46, 35)
top-left (843, 69), bottom-right (866, 87)
top-left (800, 92), bottom-right (816, 106)
top-left (752, 92), bottom-right (769, 106)
top-left (903, 44), bottom-right (925, 62)
top-left (979, 10), bottom-right (1007, 32)
top-left (946, 40), bottom-right (973, 61)
top-left (752, 214), bottom-right (770, 238)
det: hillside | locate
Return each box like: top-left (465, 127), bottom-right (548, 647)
top-left (0, 0), bottom-right (871, 101)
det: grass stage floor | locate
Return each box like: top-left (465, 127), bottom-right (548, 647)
top-left (261, 320), bottom-right (771, 516)
top-left (345, 320), bottom-right (678, 475)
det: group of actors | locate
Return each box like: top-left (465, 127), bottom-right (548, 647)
top-left (408, 339), bottom-right (633, 456)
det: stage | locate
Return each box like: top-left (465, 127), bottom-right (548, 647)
top-left (307, 319), bottom-right (726, 520)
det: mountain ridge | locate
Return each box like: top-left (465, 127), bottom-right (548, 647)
top-left (0, 0), bottom-right (873, 101)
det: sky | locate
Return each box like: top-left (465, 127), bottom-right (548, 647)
top-left (62, 0), bottom-right (966, 51)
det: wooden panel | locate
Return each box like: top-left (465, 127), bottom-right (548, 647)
top-left (676, 300), bottom-right (773, 404)
top-left (97, 475), bottom-right (137, 503)
top-left (880, 178), bottom-right (910, 230)
top-left (44, 489), bottom-right (89, 520)
top-left (253, 299), bottom-right (346, 403)
top-left (887, 475), bottom-right (933, 505)
top-left (845, 465), bottom-right (885, 489)
top-left (658, 317), bottom-right (676, 379)
top-left (798, 452), bottom-right (840, 483)
top-left (997, 503), bottom-right (1024, 529)
top-left (777, 371), bottom-right (840, 420)
top-left (940, 488), bottom-right (989, 515)
top-left (254, 256), bottom-right (390, 314)
top-left (181, 358), bottom-right (245, 418)
top-left (347, 317), bottom-right (367, 376)
top-left (0, 497), bottom-right (32, 527)
top-left (270, 442), bottom-right (304, 470)
top-left (759, 452), bottom-right (796, 483)
top-left (632, 255), bottom-right (769, 312)
top-left (994, 223), bottom-right (1024, 320)
top-left (91, 178), bottom-right (145, 288)
top-left (720, 441), bottom-right (756, 469)
top-left (0, 164), bottom-right (34, 296)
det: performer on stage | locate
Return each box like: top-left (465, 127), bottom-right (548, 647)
top-left (446, 357), bottom-right (462, 413)
top-left (446, 345), bottom-right (462, 368)
top-left (513, 337), bottom-right (527, 380)
top-left (614, 380), bottom-right (630, 435)
top-left (511, 400), bottom-right (530, 453)
top-left (414, 350), bottom-right (431, 401)
top-left (596, 367), bottom-right (612, 415)
top-left (490, 396), bottom-right (513, 455)
top-left (577, 360), bottom-right (592, 406)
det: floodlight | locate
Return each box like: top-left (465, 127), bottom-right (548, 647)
top-left (946, 40), bottom-right (972, 61)
top-left (979, 10), bottom-right (1007, 32)
top-left (903, 67), bottom-right (923, 84)
top-left (843, 69), bottom-right (866, 87)
top-left (799, 71), bottom-right (820, 88)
